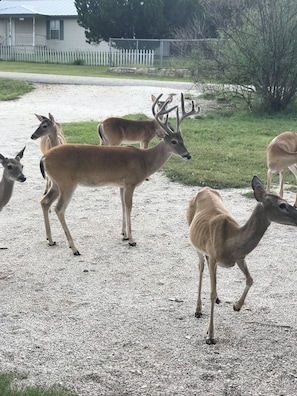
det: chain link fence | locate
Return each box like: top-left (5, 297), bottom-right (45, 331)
top-left (109, 38), bottom-right (215, 69)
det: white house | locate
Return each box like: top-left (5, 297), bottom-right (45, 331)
top-left (0, 0), bottom-right (154, 66)
top-left (0, 0), bottom-right (107, 50)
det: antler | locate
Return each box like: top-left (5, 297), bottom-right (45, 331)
top-left (152, 93), bottom-right (178, 135)
top-left (176, 93), bottom-right (200, 131)
top-left (152, 93), bottom-right (200, 136)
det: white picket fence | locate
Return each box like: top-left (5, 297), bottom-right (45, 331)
top-left (0, 46), bottom-right (155, 66)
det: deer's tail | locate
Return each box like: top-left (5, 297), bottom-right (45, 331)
top-left (40, 157), bottom-right (46, 179)
top-left (98, 123), bottom-right (108, 145)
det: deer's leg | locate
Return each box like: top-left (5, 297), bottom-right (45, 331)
top-left (120, 185), bottom-right (136, 246)
top-left (279, 169), bottom-right (285, 197)
top-left (40, 183), bottom-right (59, 246)
top-left (120, 187), bottom-right (127, 240)
top-left (288, 164), bottom-right (297, 207)
top-left (44, 176), bottom-right (51, 196)
top-left (234, 258), bottom-right (253, 311)
top-left (54, 186), bottom-right (79, 256)
top-left (267, 168), bottom-right (272, 192)
top-left (142, 141), bottom-right (149, 149)
top-left (195, 252), bottom-right (205, 318)
top-left (206, 257), bottom-right (218, 345)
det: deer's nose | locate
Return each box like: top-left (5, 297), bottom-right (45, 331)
top-left (18, 175), bottom-right (26, 182)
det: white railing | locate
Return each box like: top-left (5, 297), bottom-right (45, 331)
top-left (0, 46), bottom-right (155, 66)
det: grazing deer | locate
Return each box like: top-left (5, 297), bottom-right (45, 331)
top-left (266, 131), bottom-right (297, 207)
top-left (0, 147), bottom-right (26, 212)
top-left (187, 176), bottom-right (297, 345)
top-left (98, 94), bottom-right (173, 148)
top-left (40, 93), bottom-right (199, 256)
top-left (31, 113), bottom-right (66, 194)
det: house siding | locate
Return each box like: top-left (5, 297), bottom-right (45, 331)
top-left (0, 16), bottom-right (106, 51)
top-left (47, 18), bottom-right (96, 51)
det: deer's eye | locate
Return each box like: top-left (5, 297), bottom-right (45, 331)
top-left (7, 165), bottom-right (12, 170)
top-left (279, 203), bottom-right (286, 209)
top-left (171, 139), bottom-right (177, 145)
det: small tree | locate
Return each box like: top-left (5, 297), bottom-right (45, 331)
top-left (193, 0), bottom-right (297, 113)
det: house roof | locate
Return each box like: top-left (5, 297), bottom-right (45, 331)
top-left (0, 1), bottom-right (77, 17)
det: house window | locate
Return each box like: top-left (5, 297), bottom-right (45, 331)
top-left (46, 20), bottom-right (64, 40)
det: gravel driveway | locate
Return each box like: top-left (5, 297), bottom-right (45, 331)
top-left (0, 72), bottom-right (297, 396)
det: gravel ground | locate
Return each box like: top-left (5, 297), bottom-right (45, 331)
top-left (0, 74), bottom-right (297, 395)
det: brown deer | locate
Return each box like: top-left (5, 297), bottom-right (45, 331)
top-left (266, 131), bottom-right (297, 207)
top-left (0, 147), bottom-right (26, 212)
top-left (40, 93), bottom-right (199, 255)
top-left (97, 94), bottom-right (173, 148)
top-left (187, 176), bottom-right (297, 344)
top-left (31, 113), bottom-right (66, 194)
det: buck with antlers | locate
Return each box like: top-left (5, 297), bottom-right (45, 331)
top-left (98, 94), bottom-right (173, 148)
top-left (187, 175), bottom-right (297, 345)
top-left (266, 131), bottom-right (297, 207)
top-left (31, 113), bottom-right (66, 194)
top-left (39, 93), bottom-right (199, 255)
top-left (0, 147), bottom-right (26, 212)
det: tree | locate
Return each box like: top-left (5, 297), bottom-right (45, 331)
top-left (194, 0), bottom-right (297, 113)
top-left (74, 0), bottom-right (203, 42)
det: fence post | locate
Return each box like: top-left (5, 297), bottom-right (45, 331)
top-left (108, 38), bottom-right (112, 67)
top-left (159, 39), bottom-right (163, 68)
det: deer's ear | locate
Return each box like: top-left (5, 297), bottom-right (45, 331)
top-left (49, 113), bottom-right (55, 122)
top-left (0, 154), bottom-right (5, 164)
top-left (35, 114), bottom-right (46, 121)
top-left (252, 176), bottom-right (266, 202)
top-left (15, 147), bottom-right (25, 160)
top-left (155, 128), bottom-right (166, 139)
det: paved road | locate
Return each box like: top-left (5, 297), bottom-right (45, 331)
top-left (0, 71), bottom-right (196, 90)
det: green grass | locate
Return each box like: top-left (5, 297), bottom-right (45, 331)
top-left (0, 372), bottom-right (75, 396)
top-left (63, 109), bottom-right (297, 189)
top-left (0, 61), bottom-right (190, 82)
top-left (0, 78), bottom-right (34, 100)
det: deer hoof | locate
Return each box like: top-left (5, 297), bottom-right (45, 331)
top-left (195, 311), bottom-right (202, 318)
top-left (73, 250), bottom-right (81, 256)
top-left (206, 337), bottom-right (216, 345)
top-left (216, 297), bottom-right (221, 304)
top-left (129, 241), bottom-right (137, 247)
top-left (47, 241), bottom-right (57, 247)
top-left (233, 304), bottom-right (241, 312)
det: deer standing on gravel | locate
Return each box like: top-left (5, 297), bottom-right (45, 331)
top-left (31, 113), bottom-right (66, 194)
top-left (187, 175), bottom-right (297, 345)
top-left (97, 94), bottom-right (173, 148)
top-left (40, 93), bottom-right (199, 255)
top-left (266, 131), bottom-right (297, 207)
top-left (0, 147), bottom-right (26, 212)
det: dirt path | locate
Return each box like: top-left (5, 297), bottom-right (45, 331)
top-left (0, 77), bottom-right (297, 395)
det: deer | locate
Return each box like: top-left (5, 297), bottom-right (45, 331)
top-left (187, 175), bottom-right (297, 345)
top-left (31, 113), bottom-right (66, 194)
top-left (97, 94), bottom-right (173, 148)
top-left (266, 131), bottom-right (297, 207)
top-left (0, 147), bottom-right (26, 212)
top-left (39, 93), bottom-right (200, 256)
